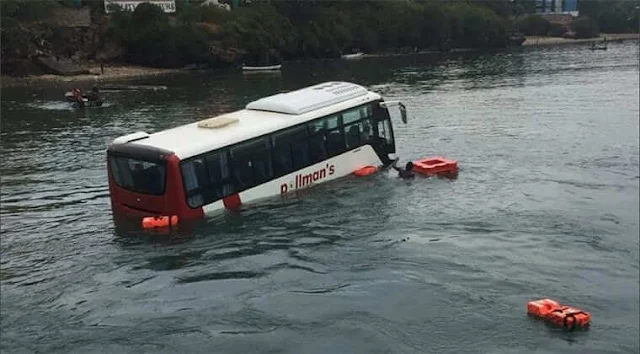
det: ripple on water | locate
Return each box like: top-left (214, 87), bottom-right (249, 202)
top-left (1, 42), bottom-right (639, 354)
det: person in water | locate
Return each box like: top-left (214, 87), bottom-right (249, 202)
top-left (393, 161), bottom-right (415, 179)
top-left (69, 88), bottom-right (85, 107)
top-left (85, 86), bottom-right (100, 102)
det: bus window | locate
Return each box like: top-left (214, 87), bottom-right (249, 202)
top-left (251, 138), bottom-right (273, 184)
top-left (344, 122), bottom-right (363, 149)
top-left (109, 154), bottom-right (166, 196)
top-left (289, 127), bottom-right (309, 169)
top-left (324, 115), bottom-right (344, 156)
top-left (362, 119), bottom-right (373, 143)
top-left (326, 115), bottom-right (340, 129)
top-left (342, 107), bottom-right (361, 125)
top-left (205, 151), bottom-right (234, 199)
top-left (377, 119), bottom-right (394, 145)
top-left (360, 104), bottom-right (373, 118)
top-left (308, 120), bottom-right (328, 163)
top-left (231, 138), bottom-right (272, 191)
top-left (181, 158), bottom-right (207, 207)
top-left (308, 134), bottom-right (327, 164)
top-left (272, 126), bottom-right (308, 176)
top-left (308, 120), bottom-right (326, 135)
top-left (272, 131), bottom-right (293, 177)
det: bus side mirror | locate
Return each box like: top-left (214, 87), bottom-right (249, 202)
top-left (379, 101), bottom-right (408, 124)
top-left (399, 102), bottom-right (407, 124)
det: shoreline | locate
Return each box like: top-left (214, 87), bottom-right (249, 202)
top-left (522, 33), bottom-right (639, 47)
top-left (2, 33), bottom-right (638, 89)
top-left (1, 64), bottom-right (188, 88)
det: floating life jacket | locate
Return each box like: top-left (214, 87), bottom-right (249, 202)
top-left (527, 298), bottom-right (591, 329)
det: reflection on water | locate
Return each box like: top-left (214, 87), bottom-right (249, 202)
top-left (1, 41), bottom-right (638, 354)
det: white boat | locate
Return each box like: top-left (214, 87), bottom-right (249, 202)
top-left (242, 64), bottom-right (282, 71)
top-left (341, 52), bottom-right (364, 60)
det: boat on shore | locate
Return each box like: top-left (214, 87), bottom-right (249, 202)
top-left (341, 52), bottom-right (364, 60)
top-left (242, 64), bottom-right (282, 72)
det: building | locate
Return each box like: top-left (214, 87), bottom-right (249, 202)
top-left (535, 0), bottom-right (578, 15)
top-left (104, 0), bottom-right (176, 14)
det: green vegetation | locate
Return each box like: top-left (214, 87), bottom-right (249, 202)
top-left (0, 0), bottom-right (638, 74)
top-left (2, 0), bottom-right (521, 70)
top-left (118, 0), bottom-right (515, 66)
top-left (571, 16), bottom-right (599, 39)
top-left (579, 0), bottom-right (639, 34)
top-left (515, 15), bottom-right (551, 36)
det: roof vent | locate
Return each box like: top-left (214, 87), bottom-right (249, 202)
top-left (245, 81), bottom-right (368, 115)
top-left (197, 115), bottom-right (239, 129)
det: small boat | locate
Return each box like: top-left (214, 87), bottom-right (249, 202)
top-left (590, 40), bottom-right (607, 51)
top-left (341, 52), bottom-right (364, 60)
top-left (242, 64), bottom-right (282, 71)
top-left (101, 84), bottom-right (167, 91)
top-left (64, 91), bottom-right (103, 108)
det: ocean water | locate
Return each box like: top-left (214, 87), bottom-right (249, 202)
top-left (1, 41), bottom-right (638, 353)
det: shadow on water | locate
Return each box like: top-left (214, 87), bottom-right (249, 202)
top-left (108, 173), bottom-right (398, 281)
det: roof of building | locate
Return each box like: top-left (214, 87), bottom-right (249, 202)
top-left (114, 82), bottom-right (381, 159)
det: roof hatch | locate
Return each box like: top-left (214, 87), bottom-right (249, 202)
top-left (197, 115), bottom-right (239, 129)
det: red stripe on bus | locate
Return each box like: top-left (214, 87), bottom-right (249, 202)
top-left (223, 193), bottom-right (242, 210)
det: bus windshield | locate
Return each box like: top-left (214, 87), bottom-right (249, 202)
top-left (108, 154), bottom-right (166, 195)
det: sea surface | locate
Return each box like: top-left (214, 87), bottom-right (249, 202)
top-left (1, 41), bottom-right (638, 354)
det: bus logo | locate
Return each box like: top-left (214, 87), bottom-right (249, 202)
top-left (280, 163), bottom-right (335, 194)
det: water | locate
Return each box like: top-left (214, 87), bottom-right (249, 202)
top-left (1, 42), bottom-right (638, 353)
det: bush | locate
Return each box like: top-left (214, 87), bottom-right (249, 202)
top-left (221, 5), bottom-right (295, 60)
top-left (515, 15), bottom-right (551, 36)
top-left (105, 9), bottom-right (131, 42)
top-left (1, 0), bottom-right (58, 22)
top-left (449, 4), bottom-right (509, 48)
top-left (125, 3), bottom-right (176, 67)
top-left (579, 0), bottom-right (639, 34)
top-left (548, 22), bottom-right (568, 37)
top-left (571, 16), bottom-right (599, 39)
top-left (174, 23), bottom-right (210, 64)
top-left (200, 4), bottom-right (230, 24)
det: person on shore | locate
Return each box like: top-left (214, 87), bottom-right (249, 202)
top-left (393, 161), bottom-right (415, 179)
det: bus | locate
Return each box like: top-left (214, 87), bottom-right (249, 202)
top-left (106, 81), bottom-right (407, 222)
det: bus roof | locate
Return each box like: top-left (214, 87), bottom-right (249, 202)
top-left (113, 82), bottom-right (382, 159)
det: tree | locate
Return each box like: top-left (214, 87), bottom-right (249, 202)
top-left (515, 15), bottom-right (551, 36)
top-left (571, 16), bottom-right (599, 39)
top-left (125, 3), bottom-right (176, 67)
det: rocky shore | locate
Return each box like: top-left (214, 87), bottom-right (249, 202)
top-left (2, 33), bottom-right (638, 89)
top-left (1, 64), bottom-right (186, 88)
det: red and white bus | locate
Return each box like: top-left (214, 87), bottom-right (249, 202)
top-left (106, 81), bottom-right (407, 222)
